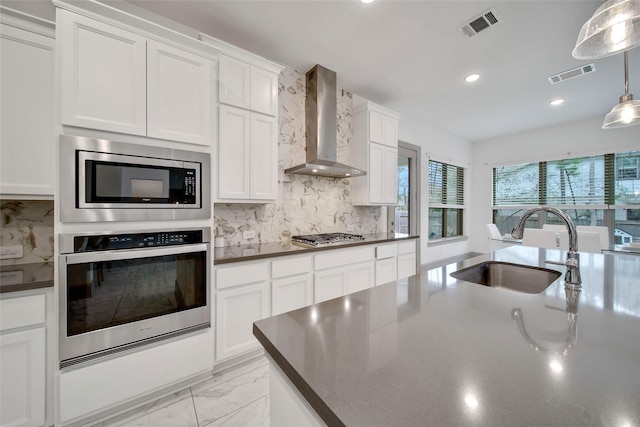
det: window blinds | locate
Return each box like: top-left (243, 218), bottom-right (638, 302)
top-left (429, 160), bottom-right (464, 206)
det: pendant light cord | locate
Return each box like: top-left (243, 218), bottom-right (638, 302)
top-left (624, 51), bottom-right (630, 97)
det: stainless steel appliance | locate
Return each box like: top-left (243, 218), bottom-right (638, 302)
top-left (60, 135), bottom-right (211, 222)
top-left (59, 228), bottom-right (210, 367)
top-left (284, 65), bottom-right (366, 178)
top-left (291, 233), bottom-right (365, 247)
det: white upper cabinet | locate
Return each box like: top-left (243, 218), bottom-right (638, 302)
top-left (352, 97), bottom-right (400, 206)
top-left (217, 54), bottom-right (282, 203)
top-left (59, 10), bottom-right (213, 145)
top-left (219, 55), bottom-right (251, 110)
top-left (219, 55), bottom-right (279, 116)
top-left (147, 41), bottom-right (212, 145)
top-left (60, 11), bottom-right (147, 136)
top-left (0, 23), bottom-right (55, 198)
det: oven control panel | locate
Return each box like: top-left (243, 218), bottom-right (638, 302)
top-left (73, 230), bottom-right (204, 253)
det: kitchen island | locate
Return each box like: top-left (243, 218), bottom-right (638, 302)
top-left (253, 246), bottom-right (640, 426)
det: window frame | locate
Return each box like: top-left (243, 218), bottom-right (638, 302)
top-left (428, 159), bottom-right (466, 242)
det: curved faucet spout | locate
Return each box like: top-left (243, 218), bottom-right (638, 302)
top-left (511, 207), bottom-right (581, 290)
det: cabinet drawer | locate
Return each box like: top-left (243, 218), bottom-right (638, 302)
top-left (315, 246), bottom-right (374, 271)
top-left (398, 240), bottom-right (416, 255)
top-left (216, 261), bottom-right (269, 289)
top-left (272, 255), bottom-right (313, 279)
top-left (375, 243), bottom-right (398, 259)
top-left (0, 294), bottom-right (45, 331)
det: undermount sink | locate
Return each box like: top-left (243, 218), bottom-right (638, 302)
top-left (450, 261), bottom-right (561, 294)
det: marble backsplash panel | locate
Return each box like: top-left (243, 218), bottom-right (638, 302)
top-left (215, 67), bottom-right (381, 245)
top-left (0, 200), bottom-right (54, 265)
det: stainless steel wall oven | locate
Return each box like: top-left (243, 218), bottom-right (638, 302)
top-left (60, 135), bottom-right (211, 222)
top-left (59, 228), bottom-right (210, 367)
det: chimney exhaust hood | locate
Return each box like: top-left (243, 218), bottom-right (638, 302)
top-left (284, 65), bottom-right (366, 179)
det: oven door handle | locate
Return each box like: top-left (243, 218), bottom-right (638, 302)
top-left (61, 243), bottom-right (209, 265)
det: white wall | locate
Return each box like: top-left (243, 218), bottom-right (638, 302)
top-left (470, 114), bottom-right (640, 254)
top-left (399, 117), bottom-right (473, 266)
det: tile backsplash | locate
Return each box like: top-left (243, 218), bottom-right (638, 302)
top-left (0, 200), bottom-right (54, 265)
top-left (214, 67), bottom-right (382, 245)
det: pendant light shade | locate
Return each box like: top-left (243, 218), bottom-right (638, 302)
top-left (573, 0), bottom-right (640, 60)
top-left (602, 51), bottom-right (640, 128)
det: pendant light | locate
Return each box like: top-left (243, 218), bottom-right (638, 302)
top-left (602, 51), bottom-right (640, 128)
top-left (572, 0), bottom-right (640, 60)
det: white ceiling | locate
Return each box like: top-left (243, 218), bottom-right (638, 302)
top-left (6, 0), bottom-right (640, 142)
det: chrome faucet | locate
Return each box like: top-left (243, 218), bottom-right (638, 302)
top-left (511, 207), bottom-right (581, 290)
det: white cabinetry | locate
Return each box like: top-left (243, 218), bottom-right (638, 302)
top-left (272, 256), bottom-right (313, 315)
top-left (215, 261), bottom-right (271, 361)
top-left (375, 243), bottom-right (398, 286)
top-left (397, 240), bottom-right (417, 279)
top-left (217, 54), bottom-right (281, 203)
top-left (314, 246), bottom-right (375, 303)
top-left (352, 98), bottom-right (400, 206)
top-left (0, 22), bottom-right (55, 198)
top-left (219, 55), bottom-right (279, 116)
top-left (0, 293), bottom-right (46, 427)
top-left (59, 10), bottom-right (212, 145)
top-left (217, 106), bottom-right (278, 201)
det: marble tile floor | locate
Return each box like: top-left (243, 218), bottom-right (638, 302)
top-left (94, 355), bottom-right (270, 427)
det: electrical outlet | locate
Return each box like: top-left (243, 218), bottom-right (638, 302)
top-left (0, 245), bottom-right (23, 260)
top-left (243, 230), bottom-right (256, 239)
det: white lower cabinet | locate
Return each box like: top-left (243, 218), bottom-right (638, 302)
top-left (0, 328), bottom-right (46, 427)
top-left (216, 281), bottom-right (271, 361)
top-left (347, 261), bottom-right (375, 294)
top-left (376, 257), bottom-right (398, 286)
top-left (397, 240), bottom-right (417, 279)
top-left (314, 268), bottom-right (348, 304)
top-left (272, 274), bottom-right (313, 315)
top-left (0, 293), bottom-right (47, 427)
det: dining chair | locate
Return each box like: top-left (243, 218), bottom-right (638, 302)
top-left (521, 229), bottom-right (563, 249)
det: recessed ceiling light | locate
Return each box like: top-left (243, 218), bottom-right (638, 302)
top-left (361, 0), bottom-right (374, 3)
top-left (465, 74), bottom-right (480, 83)
top-left (550, 99), bottom-right (565, 106)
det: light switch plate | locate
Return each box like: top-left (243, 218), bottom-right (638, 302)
top-left (243, 230), bottom-right (256, 239)
top-left (0, 245), bottom-right (23, 260)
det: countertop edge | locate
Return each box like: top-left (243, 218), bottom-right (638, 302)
top-left (253, 322), bottom-right (345, 427)
top-left (214, 234), bottom-right (419, 265)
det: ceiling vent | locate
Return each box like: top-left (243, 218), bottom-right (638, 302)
top-left (547, 64), bottom-right (596, 84)
top-left (461, 9), bottom-right (500, 37)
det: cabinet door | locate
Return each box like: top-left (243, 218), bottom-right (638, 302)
top-left (219, 55), bottom-right (251, 109)
top-left (0, 328), bottom-right (45, 427)
top-left (314, 269), bottom-right (347, 303)
top-left (348, 261), bottom-right (375, 294)
top-left (147, 41), bottom-right (212, 145)
top-left (383, 115), bottom-right (398, 147)
top-left (60, 10), bottom-right (146, 135)
top-left (0, 24), bottom-right (54, 197)
top-left (383, 146), bottom-right (398, 204)
top-left (369, 110), bottom-right (385, 145)
top-left (398, 253), bottom-right (417, 279)
top-left (218, 106), bottom-right (251, 199)
top-left (216, 282), bottom-right (270, 361)
top-left (369, 143), bottom-right (385, 203)
top-left (251, 66), bottom-right (278, 116)
top-left (376, 257), bottom-right (398, 286)
top-left (250, 113), bottom-right (278, 201)
top-left (272, 274), bottom-right (313, 315)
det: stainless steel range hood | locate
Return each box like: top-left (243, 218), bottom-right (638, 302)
top-left (284, 65), bottom-right (366, 179)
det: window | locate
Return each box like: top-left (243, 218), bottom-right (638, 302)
top-left (617, 154), bottom-right (639, 181)
top-left (492, 151), bottom-right (640, 244)
top-left (428, 160), bottom-right (464, 240)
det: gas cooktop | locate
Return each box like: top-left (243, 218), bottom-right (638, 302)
top-left (291, 233), bottom-right (365, 247)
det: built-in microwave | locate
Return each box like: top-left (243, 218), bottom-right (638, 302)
top-left (60, 135), bottom-right (210, 222)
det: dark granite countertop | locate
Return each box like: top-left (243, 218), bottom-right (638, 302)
top-left (254, 246), bottom-right (640, 426)
top-left (214, 233), bottom-right (419, 265)
top-left (0, 262), bottom-right (54, 293)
